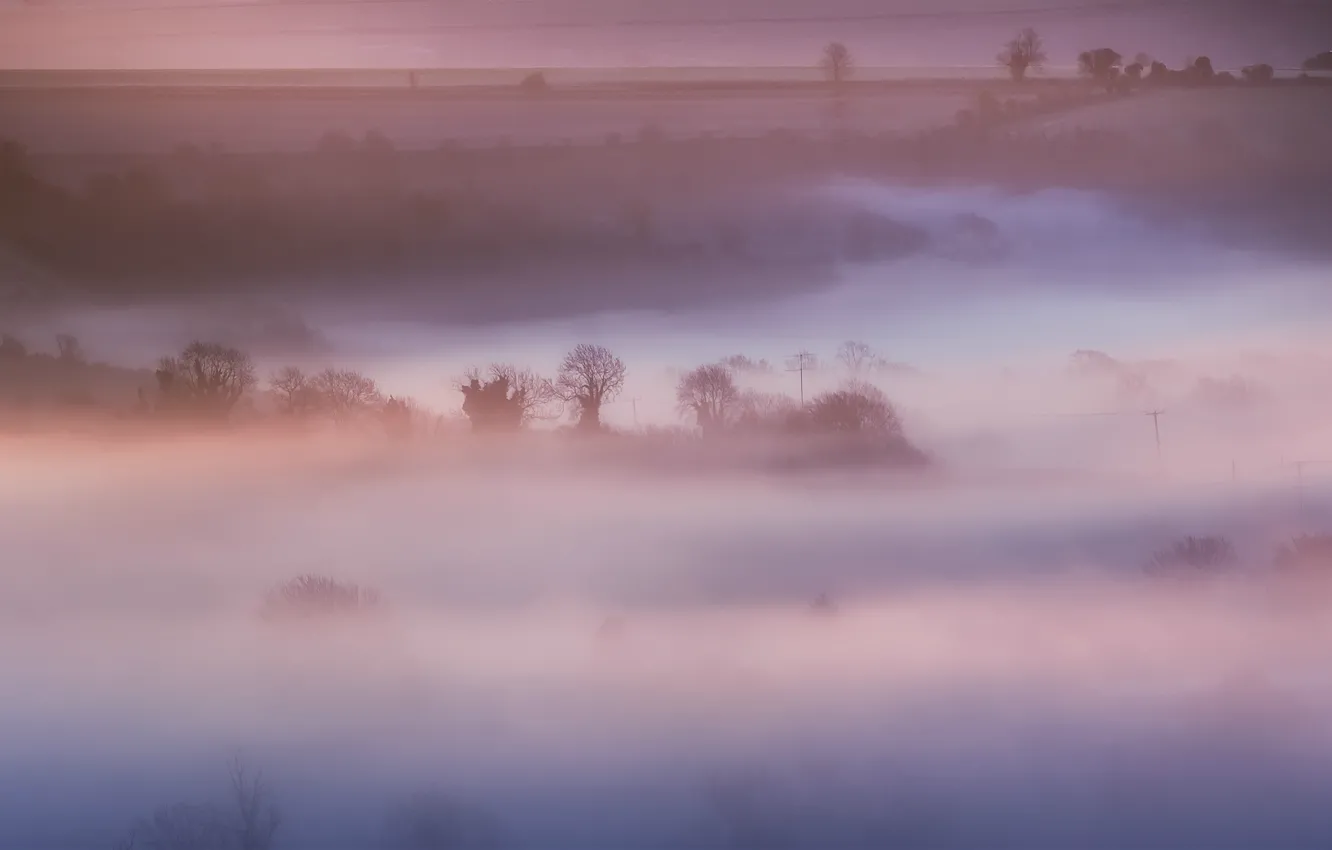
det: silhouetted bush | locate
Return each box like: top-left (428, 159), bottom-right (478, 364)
top-left (1148, 535), bottom-right (1237, 575)
top-left (261, 574), bottom-right (383, 623)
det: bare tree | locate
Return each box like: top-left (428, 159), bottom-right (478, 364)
top-left (155, 341), bottom-right (256, 416)
top-left (310, 368), bottom-right (382, 422)
top-left (555, 344), bottom-right (626, 432)
top-left (998, 28), bottom-right (1047, 82)
top-left (820, 42), bottom-right (854, 85)
top-left (116, 756), bottom-right (280, 850)
top-left (228, 755), bottom-right (281, 850)
top-left (836, 340), bottom-right (879, 374)
top-left (676, 364), bottom-right (739, 437)
top-left (268, 366), bottom-right (318, 415)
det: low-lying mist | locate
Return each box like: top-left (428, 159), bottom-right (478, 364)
top-left (3, 432), bottom-right (1332, 849)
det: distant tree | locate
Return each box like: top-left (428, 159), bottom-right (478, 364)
top-left (155, 341), bottom-right (256, 417)
top-left (55, 333), bottom-right (85, 365)
top-left (556, 344), bottom-right (626, 432)
top-left (0, 332), bottom-right (27, 360)
top-left (1124, 62), bottom-right (1144, 82)
top-left (1242, 63), bottom-right (1275, 84)
top-left (719, 354), bottom-right (773, 374)
top-left (1189, 56), bottom-right (1215, 83)
top-left (998, 27), bottom-right (1047, 82)
top-left (310, 368), bottom-right (382, 422)
top-left (460, 363), bottom-right (557, 432)
top-left (1148, 535), bottom-right (1237, 576)
top-left (676, 363), bottom-right (740, 437)
top-left (261, 574), bottom-right (381, 623)
top-left (733, 390), bottom-right (803, 433)
top-left (520, 70), bottom-right (550, 94)
top-left (269, 366), bottom-right (319, 415)
top-left (118, 756), bottom-right (281, 850)
top-left (820, 42), bottom-right (854, 86)
top-left (1304, 51), bottom-right (1332, 72)
top-left (1147, 60), bottom-right (1172, 84)
top-left (1133, 52), bottom-right (1153, 68)
top-left (1077, 48), bottom-right (1124, 84)
top-left (836, 340), bottom-right (880, 374)
top-left (808, 381), bottom-right (903, 436)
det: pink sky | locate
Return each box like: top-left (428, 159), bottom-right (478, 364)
top-left (0, 0), bottom-right (1324, 69)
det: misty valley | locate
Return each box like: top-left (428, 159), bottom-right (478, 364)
top-left (3, 55), bottom-right (1332, 850)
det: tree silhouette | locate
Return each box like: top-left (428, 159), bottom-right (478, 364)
top-left (310, 368), bottom-right (382, 423)
top-left (1077, 48), bottom-right (1123, 84)
top-left (460, 363), bottom-right (557, 431)
top-left (808, 381), bottom-right (902, 435)
top-left (1305, 51), bottom-right (1332, 72)
top-left (382, 396), bottom-right (415, 440)
top-left (998, 28), bottom-right (1047, 82)
top-left (676, 363), bottom-right (739, 437)
top-left (820, 42), bottom-right (854, 85)
top-left (556, 344), bottom-right (626, 432)
top-left (1242, 63), bottom-right (1275, 84)
top-left (155, 341), bottom-right (256, 417)
top-left (269, 366), bottom-right (318, 415)
top-left (836, 340), bottom-right (882, 374)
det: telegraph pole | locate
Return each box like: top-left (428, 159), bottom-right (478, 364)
top-left (629, 397), bottom-right (640, 429)
top-left (787, 350), bottom-right (815, 407)
top-left (1145, 409), bottom-right (1165, 472)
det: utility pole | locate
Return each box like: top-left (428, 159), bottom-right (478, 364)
top-left (629, 397), bottom-right (640, 429)
top-left (787, 350), bottom-right (815, 407)
top-left (1145, 409), bottom-right (1165, 473)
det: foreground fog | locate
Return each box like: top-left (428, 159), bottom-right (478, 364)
top-left (2, 432), bottom-right (1332, 849)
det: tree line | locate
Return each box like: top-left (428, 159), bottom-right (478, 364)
top-left (2, 332), bottom-right (921, 454)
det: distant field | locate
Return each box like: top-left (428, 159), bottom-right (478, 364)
top-left (0, 87), bottom-right (1001, 154)
top-left (1016, 86), bottom-right (1332, 149)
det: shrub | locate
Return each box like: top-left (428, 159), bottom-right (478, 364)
top-left (260, 574), bottom-right (383, 623)
top-left (1148, 535), bottom-right (1237, 575)
top-left (519, 71), bottom-right (549, 94)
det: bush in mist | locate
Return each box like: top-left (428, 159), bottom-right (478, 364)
top-left (676, 363), bottom-right (740, 437)
top-left (1148, 536), bottom-right (1237, 576)
top-left (1306, 51), bottom-right (1332, 72)
top-left (1273, 534), bottom-right (1332, 573)
top-left (998, 27), bottom-right (1047, 83)
top-left (260, 574), bottom-right (383, 623)
top-left (56, 332), bottom-right (86, 365)
top-left (719, 354), bottom-right (773, 375)
top-left (381, 791), bottom-right (509, 850)
top-left (820, 42), bottom-right (854, 86)
top-left (460, 364), bottom-right (558, 432)
top-left (155, 342), bottom-right (256, 418)
top-left (382, 396), bottom-right (415, 440)
top-left (268, 366), bottom-right (319, 416)
top-left (806, 381), bottom-right (902, 436)
top-left (116, 757), bottom-right (280, 850)
top-left (555, 344), bottom-right (626, 432)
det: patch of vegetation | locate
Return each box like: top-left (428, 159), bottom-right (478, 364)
top-left (259, 574), bottom-right (384, 623)
top-left (1147, 535), bottom-right (1237, 576)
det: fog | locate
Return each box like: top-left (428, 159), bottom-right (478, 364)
top-left (3, 422), bottom-right (1332, 848)
top-left (7, 137), bottom-right (1332, 846)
